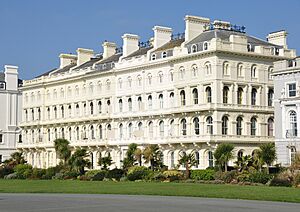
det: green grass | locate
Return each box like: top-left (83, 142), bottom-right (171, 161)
top-left (0, 180), bottom-right (300, 203)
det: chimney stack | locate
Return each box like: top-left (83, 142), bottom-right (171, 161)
top-left (267, 30), bottom-right (288, 49)
top-left (184, 15), bottom-right (210, 42)
top-left (102, 41), bottom-right (117, 59)
top-left (122, 34), bottom-right (140, 57)
top-left (152, 26), bottom-right (172, 49)
top-left (4, 65), bottom-right (18, 91)
top-left (59, 54), bottom-right (77, 69)
top-left (76, 48), bottom-right (94, 66)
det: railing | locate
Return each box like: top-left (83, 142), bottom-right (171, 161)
top-left (138, 41), bottom-right (152, 48)
top-left (171, 32), bottom-right (185, 40)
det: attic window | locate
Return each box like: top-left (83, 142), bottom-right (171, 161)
top-left (162, 52), bottom-right (167, 58)
top-left (203, 42), bottom-right (208, 51)
top-left (275, 48), bottom-right (280, 56)
top-left (191, 44), bottom-right (197, 53)
top-left (103, 64), bottom-right (106, 69)
top-left (0, 82), bottom-right (5, 89)
top-left (247, 43), bottom-right (254, 52)
top-left (151, 54), bottom-right (156, 61)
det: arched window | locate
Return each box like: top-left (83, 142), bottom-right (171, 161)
top-left (61, 106), bottom-right (64, 118)
top-left (237, 87), bottom-right (243, 105)
top-left (68, 105), bottom-right (72, 117)
top-left (158, 72), bottom-right (163, 83)
top-left (90, 125), bottom-right (95, 139)
top-left (76, 104), bottom-right (80, 116)
top-left (222, 116), bottom-right (229, 135)
top-left (206, 86), bottom-right (212, 103)
top-left (192, 88), bottom-right (198, 104)
top-left (119, 124), bottom-right (123, 139)
top-left (169, 70), bottom-right (174, 82)
top-left (268, 89), bottom-right (274, 106)
top-left (206, 116), bottom-right (213, 134)
top-left (159, 121), bottom-right (164, 137)
top-left (128, 77), bottom-right (132, 88)
top-left (195, 151), bottom-right (200, 168)
top-left (89, 83), bottom-right (94, 94)
top-left (192, 65), bottom-right (198, 77)
top-left (291, 147), bottom-right (297, 164)
top-left (83, 103), bottom-right (87, 115)
top-left (118, 78), bottom-right (122, 89)
top-left (208, 151), bottom-right (213, 167)
top-left (31, 109), bottom-right (34, 121)
top-left (107, 124), bottom-right (112, 138)
top-left (223, 62), bottom-right (230, 76)
top-left (128, 123), bottom-right (133, 138)
top-left (128, 98), bottom-right (132, 111)
top-left (148, 74), bottom-right (152, 85)
top-left (68, 127), bottom-right (72, 141)
top-left (98, 101), bottom-right (102, 113)
top-left (162, 51), bottom-right (167, 58)
top-left (180, 90), bottom-right (186, 106)
top-left (193, 117), bottom-right (200, 135)
top-left (138, 122), bottom-right (142, 131)
top-left (223, 86), bottom-right (229, 104)
top-left (251, 88), bottom-right (257, 105)
top-left (236, 116), bottom-right (243, 135)
top-left (54, 128), bottom-right (57, 139)
top-left (151, 54), bottom-right (156, 61)
top-left (37, 108), bottom-right (41, 120)
top-left (181, 119), bottom-right (187, 136)
top-left (169, 119), bottom-right (174, 136)
top-left (99, 125), bottom-right (103, 139)
top-left (268, 67), bottom-right (274, 80)
top-left (179, 67), bottom-right (185, 79)
top-left (250, 117), bottom-right (257, 136)
top-left (48, 129), bottom-right (51, 142)
top-left (90, 102), bottom-right (94, 115)
top-left (268, 118), bottom-right (274, 136)
top-left (159, 94), bottom-right (164, 109)
top-left (205, 62), bottom-right (211, 75)
top-left (289, 111), bottom-right (297, 137)
top-left (251, 65), bottom-right (257, 78)
top-left (76, 127), bottom-right (79, 140)
top-left (138, 97), bottom-right (142, 111)
top-left (203, 42), bottom-right (208, 51)
top-left (137, 75), bottom-right (142, 86)
top-left (54, 107), bottom-right (57, 119)
top-left (237, 150), bottom-right (244, 159)
top-left (25, 110), bottom-right (28, 121)
top-left (170, 151), bottom-right (175, 168)
top-left (47, 108), bottom-right (50, 120)
top-left (191, 44), bottom-right (197, 53)
top-left (106, 80), bottom-right (111, 90)
top-left (148, 95), bottom-right (152, 109)
top-left (148, 121), bottom-right (153, 138)
top-left (237, 63), bottom-right (244, 77)
top-left (119, 99), bottom-right (123, 112)
top-left (169, 92), bottom-right (174, 107)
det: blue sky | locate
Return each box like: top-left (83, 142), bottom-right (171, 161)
top-left (0, 0), bottom-right (299, 80)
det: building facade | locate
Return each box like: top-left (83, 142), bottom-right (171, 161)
top-left (273, 57), bottom-right (300, 166)
top-left (0, 65), bottom-right (22, 163)
top-left (18, 15), bottom-right (296, 169)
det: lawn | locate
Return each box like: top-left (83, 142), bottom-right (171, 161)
top-left (0, 180), bottom-right (300, 203)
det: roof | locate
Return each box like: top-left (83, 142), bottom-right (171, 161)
top-left (35, 68), bottom-right (57, 78)
top-left (95, 53), bottom-right (122, 65)
top-left (123, 46), bottom-right (153, 59)
top-left (186, 29), bottom-right (282, 47)
top-left (154, 38), bottom-right (185, 52)
top-left (51, 63), bottom-right (77, 75)
top-left (0, 72), bottom-right (4, 82)
top-left (73, 56), bottom-right (103, 71)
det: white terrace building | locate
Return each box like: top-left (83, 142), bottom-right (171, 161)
top-left (18, 15), bottom-right (296, 169)
top-left (0, 65), bottom-right (22, 163)
top-left (273, 57), bottom-right (300, 166)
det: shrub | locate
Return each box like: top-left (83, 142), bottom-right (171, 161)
top-left (30, 168), bottom-right (46, 179)
top-left (190, 170), bottom-right (215, 181)
top-left (236, 171), bottom-right (250, 182)
top-left (127, 166), bottom-right (149, 181)
top-left (248, 171), bottom-right (272, 184)
top-left (151, 172), bottom-right (166, 181)
top-left (13, 164), bottom-right (33, 179)
top-left (215, 170), bottom-right (237, 183)
top-left (85, 170), bottom-right (107, 181)
top-left (63, 170), bottom-right (79, 180)
top-left (0, 166), bottom-right (14, 178)
top-left (269, 177), bottom-right (292, 187)
top-left (293, 173), bottom-right (300, 187)
top-left (4, 173), bottom-right (18, 179)
top-left (106, 168), bottom-right (124, 181)
top-left (43, 167), bottom-right (58, 179)
top-left (163, 170), bottom-right (183, 181)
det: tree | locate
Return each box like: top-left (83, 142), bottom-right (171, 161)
top-left (252, 149), bottom-right (264, 172)
top-left (258, 142), bottom-right (276, 174)
top-left (178, 152), bottom-right (197, 179)
top-left (134, 148), bottom-right (143, 166)
top-left (214, 143), bottom-right (234, 172)
top-left (4, 152), bottom-right (27, 167)
top-left (53, 139), bottom-right (71, 165)
top-left (98, 154), bottom-right (113, 170)
top-left (234, 155), bottom-right (253, 172)
top-left (143, 144), bottom-right (163, 170)
top-left (68, 148), bottom-right (91, 175)
top-left (123, 143), bottom-right (138, 170)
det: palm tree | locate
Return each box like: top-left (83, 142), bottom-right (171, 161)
top-left (143, 144), bottom-right (163, 170)
top-left (98, 154), bottom-right (113, 170)
top-left (68, 148), bottom-right (91, 175)
top-left (234, 155), bottom-right (252, 172)
top-left (178, 152), bottom-right (197, 179)
top-left (123, 143), bottom-right (138, 170)
top-left (214, 143), bottom-right (234, 172)
top-left (54, 138), bottom-right (71, 166)
top-left (258, 142), bottom-right (276, 174)
top-left (134, 148), bottom-right (142, 166)
top-left (252, 149), bottom-right (264, 172)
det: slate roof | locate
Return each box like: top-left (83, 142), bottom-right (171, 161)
top-left (123, 46), bottom-right (153, 59)
top-left (186, 29), bottom-right (282, 48)
top-left (154, 38), bottom-right (185, 52)
top-left (72, 56), bottom-right (103, 71)
top-left (0, 72), bottom-right (4, 82)
top-left (95, 53), bottom-right (122, 65)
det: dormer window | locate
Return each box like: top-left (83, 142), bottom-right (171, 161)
top-left (151, 54), bottom-right (156, 61)
top-left (103, 64), bottom-right (106, 69)
top-left (203, 42), bottom-right (208, 51)
top-left (0, 82), bottom-right (5, 89)
top-left (247, 43), bottom-right (254, 52)
top-left (275, 47), bottom-right (280, 56)
top-left (191, 44), bottom-right (197, 53)
top-left (162, 51), bottom-right (167, 58)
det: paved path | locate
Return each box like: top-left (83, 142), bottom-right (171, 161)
top-left (0, 193), bottom-right (299, 212)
